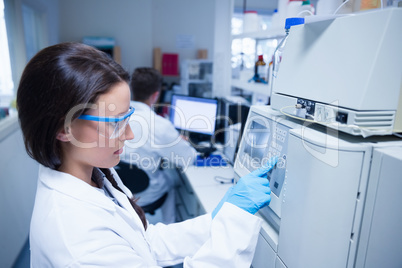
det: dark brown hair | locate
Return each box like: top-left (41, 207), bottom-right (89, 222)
top-left (130, 67), bottom-right (163, 102)
top-left (17, 42), bottom-right (147, 229)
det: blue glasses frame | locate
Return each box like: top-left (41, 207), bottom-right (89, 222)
top-left (78, 106), bottom-right (135, 122)
top-left (78, 106), bottom-right (135, 139)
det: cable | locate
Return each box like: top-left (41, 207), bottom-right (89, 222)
top-left (393, 133), bottom-right (402, 139)
top-left (214, 176), bottom-right (234, 184)
top-left (279, 105), bottom-right (318, 123)
top-left (333, 0), bottom-right (351, 15)
top-left (334, 0), bottom-right (383, 15)
top-left (305, 113), bottom-right (315, 120)
top-left (296, 10), bottom-right (315, 17)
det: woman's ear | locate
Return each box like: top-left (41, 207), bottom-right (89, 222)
top-left (56, 126), bottom-right (71, 142)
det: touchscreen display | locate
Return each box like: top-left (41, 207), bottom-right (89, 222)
top-left (243, 121), bottom-right (270, 165)
top-left (241, 118), bottom-right (291, 197)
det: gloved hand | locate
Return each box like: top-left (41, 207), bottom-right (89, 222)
top-left (212, 156), bottom-right (277, 218)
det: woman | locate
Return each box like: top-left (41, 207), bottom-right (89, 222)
top-left (17, 42), bottom-right (275, 267)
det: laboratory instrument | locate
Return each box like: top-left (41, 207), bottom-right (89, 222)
top-left (270, 8), bottom-right (402, 137)
top-left (234, 105), bottom-right (402, 268)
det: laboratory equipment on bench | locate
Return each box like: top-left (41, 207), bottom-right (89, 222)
top-left (234, 105), bottom-right (402, 268)
top-left (270, 8), bottom-right (402, 137)
top-left (251, 55), bottom-right (268, 84)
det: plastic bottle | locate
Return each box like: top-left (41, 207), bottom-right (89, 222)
top-left (299, 0), bottom-right (315, 17)
top-left (316, 0), bottom-right (343, 15)
top-left (243, 10), bottom-right (260, 33)
top-left (254, 55), bottom-right (268, 83)
top-left (271, 9), bottom-right (280, 29)
top-left (286, 0), bottom-right (303, 18)
top-left (270, 17), bottom-right (305, 97)
top-left (267, 56), bottom-right (274, 87)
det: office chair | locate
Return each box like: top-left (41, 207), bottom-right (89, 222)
top-left (114, 161), bottom-right (168, 215)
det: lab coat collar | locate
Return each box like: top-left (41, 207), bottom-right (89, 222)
top-left (104, 178), bottom-right (147, 232)
top-left (39, 165), bottom-right (116, 212)
top-left (131, 100), bottom-right (153, 113)
top-left (39, 165), bottom-right (147, 233)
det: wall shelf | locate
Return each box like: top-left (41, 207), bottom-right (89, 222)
top-left (180, 59), bottom-right (213, 97)
top-left (231, 27), bottom-right (285, 98)
top-left (232, 27), bottom-right (285, 40)
top-left (231, 79), bottom-right (269, 96)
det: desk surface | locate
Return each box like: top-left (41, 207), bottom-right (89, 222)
top-left (182, 165), bottom-right (234, 214)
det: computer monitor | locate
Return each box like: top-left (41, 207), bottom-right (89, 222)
top-left (222, 122), bottom-right (242, 165)
top-left (217, 96), bottom-right (250, 164)
top-left (170, 94), bottom-right (218, 136)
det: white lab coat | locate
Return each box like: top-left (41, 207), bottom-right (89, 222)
top-left (120, 101), bottom-right (197, 223)
top-left (30, 165), bottom-right (262, 267)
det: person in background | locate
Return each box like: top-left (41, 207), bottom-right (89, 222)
top-left (120, 67), bottom-right (197, 224)
top-left (17, 42), bottom-right (276, 267)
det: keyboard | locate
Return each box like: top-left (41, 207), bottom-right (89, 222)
top-left (195, 154), bottom-right (227, 167)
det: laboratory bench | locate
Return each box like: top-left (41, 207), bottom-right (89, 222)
top-left (174, 162), bottom-right (234, 221)
top-left (173, 156), bottom-right (276, 268)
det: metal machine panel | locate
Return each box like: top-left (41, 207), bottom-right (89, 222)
top-left (251, 234), bottom-right (276, 268)
top-left (355, 147), bottom-right (402, 268)
top-left (278, 130), bottom-right (368, 268)
top-left (235, 106), bottom-right (302, 220)
top-left (270, 8), bottom-right (402, 136)
top-left (275, 256), bottom-right (286, 268)
top-left (235, 106), bottom-right (402, 268)
top-left (272, 8), bottom-right (402, 111)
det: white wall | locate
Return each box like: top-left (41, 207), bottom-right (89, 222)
top-left (59, 0), bottom-right (218, 78)
top-left (152, 0), bottom-right (215, 61)
top-left (4, 0), bottom-right (59, 91)
top-left (212, 0), bottom-right (233, 98)
top-left (59, 0), bottom-right (153, 74)
top-left (0, 116), bottom-right (39, 268)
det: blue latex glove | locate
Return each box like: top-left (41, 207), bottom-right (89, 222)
top-left (212, 185), bottom-right (234, 219)
top-left (212, 156), bottom-right (277, 218)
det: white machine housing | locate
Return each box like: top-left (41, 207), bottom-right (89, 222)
top-left (270, 8), bottom-right (402, 137)
top-left (234, 105), bottom-right (402, 268)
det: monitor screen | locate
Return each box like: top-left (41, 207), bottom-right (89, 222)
top-left (240, 117), bottom-right (291, 197)
top-left (243, 121), bottom-right (270, 165)
top-left (222, 122), bottom-right (242, 164)
top-left (170, 94), bottom-right (218, 136)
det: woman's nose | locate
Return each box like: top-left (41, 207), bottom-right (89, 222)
top-left (120, 123), bottom-right (134, 141)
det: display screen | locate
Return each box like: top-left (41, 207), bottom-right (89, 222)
top-left (243, 121), bottom-right (270, 165)
top-left (170, 94), bottom-right (218, 135)
top-left (241, 118), bottom-right (291, 197)
top-left (222, 122), bottom-right (241, 164)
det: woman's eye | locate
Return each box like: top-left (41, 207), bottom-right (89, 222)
top-left (108, 122), bottom-right (117, 128)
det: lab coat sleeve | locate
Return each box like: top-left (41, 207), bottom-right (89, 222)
top-left (66, 242), bottom-right (160, 268)
top-left (145, 213), bottom-right (212, 266)
top-left (184, 202), bottom-right (262, 268)
top-left (146, 202), bottom-right (262, 268)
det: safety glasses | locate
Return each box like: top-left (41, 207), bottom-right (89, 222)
top-left (78, 106), bottom-right (135, 139)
